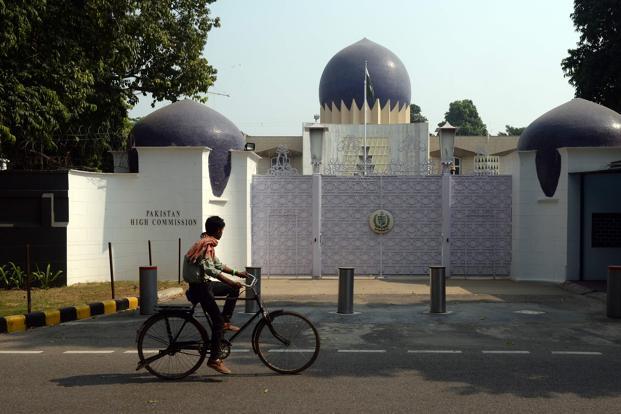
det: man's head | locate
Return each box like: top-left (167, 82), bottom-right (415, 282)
top-left (204, 216), bottom-right (225, 239)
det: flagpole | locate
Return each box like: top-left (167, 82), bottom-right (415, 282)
top-left (364, 60), bottom-right (368, 176)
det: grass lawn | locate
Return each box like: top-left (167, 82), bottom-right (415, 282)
top-left (0, 280), bottom-right (187, 317)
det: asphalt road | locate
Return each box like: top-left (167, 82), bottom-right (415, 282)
top-left (1, 295), bottom-right (621, 413)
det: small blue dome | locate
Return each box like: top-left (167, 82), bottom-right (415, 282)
top-left (519, 98), bottom-right (621, 151)
top-left (518, 98), bottom-right (621, 197)
top-left (319, 38), bottom-right (411, 111)
top-left (130, 100), bottom-right (245, 197)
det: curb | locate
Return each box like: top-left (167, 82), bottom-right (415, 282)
top-left (0, 297), bottom-right (139, 334)
top-left (560, 281), bottom-right (606, 303)
top-left (0, 287), bottom-right (185, 334)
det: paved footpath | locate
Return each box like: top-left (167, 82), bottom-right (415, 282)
top-left (1, 278), bottom-right (621, 413)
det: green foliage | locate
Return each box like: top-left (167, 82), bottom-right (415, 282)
top-left (498, 125), bottom-right (526, 136)
top-left (0, 262), bottom-right (64, 289)
top-left (6, 262), bottom-right (25, 289)
top-left (410, 103), bottom-right (428, 123)
top-left (561, 0), bottom-right (621, 113)
top-left (440, 99), bottom-right (488, 136)
top-left (0, 265), bottom-right (8, 288)
top-left (1, 1), bottom-right (220, 169)
top-left (33, 264), bottom-right (63, 290)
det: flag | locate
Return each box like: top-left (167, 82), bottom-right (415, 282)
top-left (365, 66), bottom-right (375, 107)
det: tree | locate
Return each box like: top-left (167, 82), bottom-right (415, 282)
top-left (439, 99), bottom-right (488, 136)
top-left (561, 1), bottom-right (621, 113)
top-left (498, 125), bottom-right (526, 136)
top-left (409, 103), bottom-right (428, 123)
top-left (0, 1), bottom-right (220, 170)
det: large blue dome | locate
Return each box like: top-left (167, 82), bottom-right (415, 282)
top-left (130, 100), bottom-right (245, 197)
top-left (319, 38), bottom-right (411, 111)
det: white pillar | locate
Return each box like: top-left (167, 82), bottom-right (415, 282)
top-left (230, 150), bottom-right (259, 269)
top-left (312, 173), bottom-right (322, 278)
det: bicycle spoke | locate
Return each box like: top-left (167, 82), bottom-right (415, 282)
top-left (144, 333), bottom-right (170, 346)
top-left (255, 312), bottom-right (320, 374)
top-left (137, 314), bottom-right (207, 380)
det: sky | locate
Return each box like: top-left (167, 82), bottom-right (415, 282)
top-left (129, 0), bottom-right (579, 136)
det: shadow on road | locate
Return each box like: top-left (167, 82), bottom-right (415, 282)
top-left (51, 370), bottom-right (280, 387)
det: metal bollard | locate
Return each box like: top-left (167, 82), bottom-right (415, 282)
top-left (139, 266), bottom-right (158, 315)
top-left (607, 265), bottom-right (621, 318)
top-left (337, 267), bottom-right (354, 314)
top-left (245, 266), bottom-right (261, 314)
top-left (429, 266), bottom-right (446, 313)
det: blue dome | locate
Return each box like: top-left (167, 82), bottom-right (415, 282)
top-left (519, 98), bottom-right (621, 151)
top-left (518, 98), bottom-right (621, 197)
top-left (319, 38), bottom-right (411, 111)
top-left (130, 100), bottom-right (245, 197)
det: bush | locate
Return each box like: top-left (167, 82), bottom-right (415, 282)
top-left (33, 264), bottom-right (63, 290)
top-left (0, 265), bottom-right (8, 288)
top-left (7, 262), bottom-right (25, 289)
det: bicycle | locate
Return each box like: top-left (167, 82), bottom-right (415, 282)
top-left (135, 274), bottom-right (320, 379)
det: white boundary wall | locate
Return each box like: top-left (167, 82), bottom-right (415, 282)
top-left (66, 147), bottom-right (258, 285)
top-left (512, 146), bottom-right (621, 282)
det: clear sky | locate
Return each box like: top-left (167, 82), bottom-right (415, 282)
top-left (129, 0), bottom-right (579, 136)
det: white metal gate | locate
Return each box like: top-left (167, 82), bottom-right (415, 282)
top-left (252, 175), bottom-right (511, 277)
top-left (251, 176), bottom-right (312, 275)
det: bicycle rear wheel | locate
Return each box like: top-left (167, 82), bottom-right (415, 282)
top-left (254, 311), bottom-right (320, 374)
top-left (137, 313), bottom-right (208, 380)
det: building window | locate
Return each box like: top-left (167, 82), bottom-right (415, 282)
top-left (474, 155), bottom-right (500, 175)
top-left (452, 157), bottom-right (461, 175)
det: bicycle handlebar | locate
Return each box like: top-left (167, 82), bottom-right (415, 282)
top-left (242, 273), bottom-right (257, 289)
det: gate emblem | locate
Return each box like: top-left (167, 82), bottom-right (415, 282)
top-left (369, 209), bottom-right (394, 234)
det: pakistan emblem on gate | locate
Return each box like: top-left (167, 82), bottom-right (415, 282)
top-left (369, 209), bottom-right (394, 234)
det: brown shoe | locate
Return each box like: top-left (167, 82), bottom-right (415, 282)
top-left (207, 359), bottom-right (231, 374)
top-left (223, 322), bottom-right (240, 332)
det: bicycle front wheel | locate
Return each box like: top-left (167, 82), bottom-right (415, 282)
top-left (254, 311), bottom-right (320, 374)
top-left (137, 313), bottom-right (208, 380)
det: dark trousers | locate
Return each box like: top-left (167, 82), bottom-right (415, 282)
top-left (187, 282), bottom-right (240, 359)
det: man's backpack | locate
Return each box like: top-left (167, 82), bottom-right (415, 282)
top-left (182, 255), bottom-right (204, 283)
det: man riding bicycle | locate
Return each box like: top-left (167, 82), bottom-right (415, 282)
top-left (185, 215), bottom-right (251, 374)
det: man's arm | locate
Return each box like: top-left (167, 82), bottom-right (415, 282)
top-left (220, 264), bottom-right (251, 280)
top-left (202, 257), bottom-right (243, 288)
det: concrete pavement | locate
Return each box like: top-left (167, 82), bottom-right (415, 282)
top-left (255, 277), bottom-right (573, 302)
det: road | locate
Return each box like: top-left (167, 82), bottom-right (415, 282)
top-left (1, 294), bottom-right (621, 413)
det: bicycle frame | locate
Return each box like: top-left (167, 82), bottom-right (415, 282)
top-left (203, 280), bottom-right (291, 348)
top-left (136, 275), bottom-right (290, 371)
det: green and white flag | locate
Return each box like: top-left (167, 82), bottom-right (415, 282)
top-left (365, 66), bottom-right (375, 106)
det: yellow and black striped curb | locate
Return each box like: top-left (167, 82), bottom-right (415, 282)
top-left (0, 297), bottom-right (139, 334)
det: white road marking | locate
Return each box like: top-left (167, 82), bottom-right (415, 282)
top-left (0, 348), bottom-right (606, 356)
top-left (551, 351), bottom-right (602, 355)
top-left (123, 350), bottom-right (158, 354)
top-left (482, 350), bottom-right (530, 354)
top-left (63, 350), bottom-right (115, 354)
top-left (65, 320), bottom-right (143, 325)
top-left (0, 350), bottom-right (44, 354)
top-left (407, 350), bottom-right (462, 354)
top-left (514, 310), bottom-right (546, 315)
